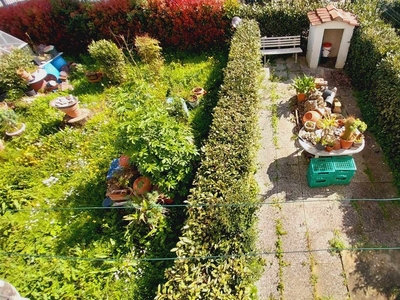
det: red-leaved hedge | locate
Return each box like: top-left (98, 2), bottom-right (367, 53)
top-left (0, 0), bottom-right (229, 56)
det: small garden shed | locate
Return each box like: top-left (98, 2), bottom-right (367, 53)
top-left (0, 30), bottom-right (28, 54)
top-left (306, 4), bottom-right (359, 69)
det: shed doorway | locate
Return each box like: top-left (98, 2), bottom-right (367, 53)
top-left (319, 28), bottom-right (344, 68)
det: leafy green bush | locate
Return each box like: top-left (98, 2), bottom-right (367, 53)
top-left (156, 19), bottom-right (263, 299)
top-left (135, 34), bottom-right (165, 78)
top-left (0, 48), bottom-right (35, 95)
top-left (345, 0), bottom-right (400, 189)
top-left (119, 101), bottom-right (198, 196)
top-left (227, 1), bottom-right (315, 42)
top-left (88, 39), bottom-right (127, 84)
top-left (135, 35), bottom-right (164, 65)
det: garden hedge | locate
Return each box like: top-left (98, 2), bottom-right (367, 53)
top-left (0, 0), bottom-right (322, 57)
top-left (155, 19), bottom-right (263, 299)
top-left (345, 0), bottom-right (400, 190)
top-left (0, 0), bottom-right (229, 56)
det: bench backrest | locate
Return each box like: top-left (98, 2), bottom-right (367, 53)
top-left (261, 35), bottom-right (301, 49)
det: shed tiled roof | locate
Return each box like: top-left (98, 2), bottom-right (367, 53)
top-left (307, 4), bottom-right (359, 26)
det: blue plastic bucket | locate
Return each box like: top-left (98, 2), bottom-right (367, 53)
top-left (41, 63), bottom-right (60, 79)
top-left (50, 55), bottom-right (68, 71)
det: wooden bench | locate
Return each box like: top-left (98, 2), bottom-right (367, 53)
top-left (260, 35), bottom-right (303, 65)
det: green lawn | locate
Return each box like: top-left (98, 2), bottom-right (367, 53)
top-left (0, 50), bottom-right (227, 299)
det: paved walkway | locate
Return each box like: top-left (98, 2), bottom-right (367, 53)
top-left (255, 56), bottom-right (400, 300)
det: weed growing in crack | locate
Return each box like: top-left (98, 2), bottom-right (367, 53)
top-left (267, 83), bottom-right (280, 148)
top-left (275, 219), bottom-right (288, 299)
top-left (305, 229), bottom-right (319, 299)
top-left (328, 229), bottom-right (346, 255)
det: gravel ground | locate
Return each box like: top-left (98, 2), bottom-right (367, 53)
top-left (255, 56), bottom-right (400, 300)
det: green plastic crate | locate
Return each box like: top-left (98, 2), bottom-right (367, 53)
top-left (332, 156), bottom-right (357, 177)
top-left (307, 157), bottom-right (335, 178)
top-left (307, 173), bottom-right (331, 188)
top-left (307, 158), bottom-right (335, 188)
top-left (332, 174), bottom-right (352, 185)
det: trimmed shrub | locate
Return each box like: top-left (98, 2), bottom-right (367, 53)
top-left (156, 19), bottom-right (263, 299)
top-left (345, 0), bottom-right (400, 189)
top-left (88, 39), bottom-right (127, 84)
top-left (225, 1), bottom-right (318, 50)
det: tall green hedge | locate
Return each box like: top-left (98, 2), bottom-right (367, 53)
top-left (345, 0), bottom-right (400, 189)
top-left (156, 19), bottom-right (263, 299)
top-left (224, 1), bottom-right (320, 51)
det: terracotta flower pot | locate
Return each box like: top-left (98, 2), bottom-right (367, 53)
top-left (302, 110), bottom-right (321, 124)
top-left (119, 155), bottom-right (130, 168)
top-left (297, 93), bottom-right (306, 101)
top-left (157, 193), bottom-right (174, 205)
top-left (51, 95), bottom-right (81, 118)
top-left (17, 69), bottom-right (33, 82)
top-left (106, 188), bottom-right (132, 201)
top-left (333, 139), bottom-right (341, 150)
top-left (133, 176), bottom-right (152, 195)
top-left (86, 72), bottom-right (103, 83)
top-left (192, 87), bottom-right (206, 96)
top-left (340, 138), bottom-right (354, 149)
top-left (325, 146), bottom-right (334, 152)
top-left (58, 102), bottom-right (80, 118)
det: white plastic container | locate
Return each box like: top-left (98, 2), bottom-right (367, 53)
top-left (322, 42), bottom-right (332, 57)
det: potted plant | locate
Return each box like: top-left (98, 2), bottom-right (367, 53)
top-left (192, 87), bottom-right (206, 96)
top-left (0, 48), bottom-right (36, 97)
top-left (85, 71), bottom-right (104, 83)
top-left (316, 114), bottom-right (337, 130)
top-left (0, 108), bottom-right (25, 136)
top-left (304, 120), bottom-right (316, 132)
top-left (106, 163), bottom-right (140, 202)
top-left (340, 116), bottom-right (367, 149)
top-left (321, 134), bottom-right (336, 152)
top-left (50, 95), bottom-right (81, 118)
top-left (187, 95), bottom-right (199, 108)
top-left (291, 74), bottom-right (316, 101)
top-left (72, 63), bottom-right (104, 83)
top-left (353, 134), bottom-right (364, 148)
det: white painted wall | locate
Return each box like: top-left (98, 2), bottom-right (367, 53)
top-left (306, 20), bottom-right (355, 69)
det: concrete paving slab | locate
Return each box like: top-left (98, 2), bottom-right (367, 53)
top-left (256, 55), bottom-right (399, 300)
top-left (343, 250), bottom-right (400, 300)
top-left (315, 261), bottom-right (349, 300)
top-left (283, 260), bottom-right (313, 300)
top-left (276, 182), bottom-right (307, 201)
top-left (303, 201), bottom-right (346, 231)
top-left (256, 257), bottom-right (280, 300)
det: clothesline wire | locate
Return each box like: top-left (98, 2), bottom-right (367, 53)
top-left (5, 197), bottom-right (400, 213)
top-left (2, 246), bottom-right (400, 263)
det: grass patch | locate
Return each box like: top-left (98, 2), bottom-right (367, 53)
top-left (0, 50), bottom-right (227, 299)
top-left (267, 83), bottom-right (280, 148)
top-left (275, 218), bottom-right (288, 299)
top-left (305, 229), bottom-right (318, 299)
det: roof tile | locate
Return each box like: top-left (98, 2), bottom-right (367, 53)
top-left (307, 5), bottom-right (358, 26)
top-left (330, 10), bottom-right (339, 19)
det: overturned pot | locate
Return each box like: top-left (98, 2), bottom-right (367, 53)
top-left (50, 95), bottom-right (81, 118)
